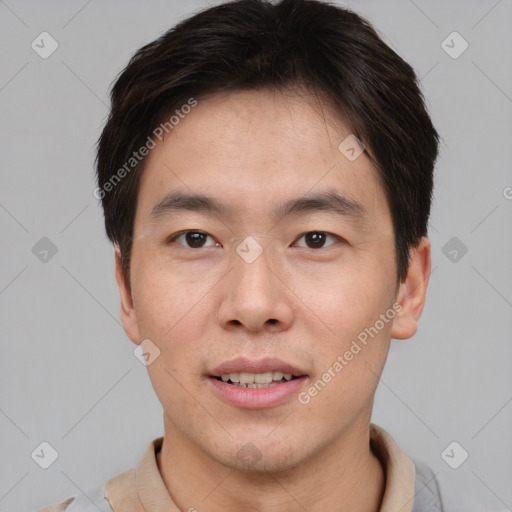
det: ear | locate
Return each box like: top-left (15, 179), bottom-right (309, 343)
top-left (114, 244), bottom-right (141, 345)
top-left (391, 237), bottom-right (431, 340)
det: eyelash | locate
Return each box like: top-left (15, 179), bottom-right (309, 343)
top-left (166, 230), bottom-right (344, 249)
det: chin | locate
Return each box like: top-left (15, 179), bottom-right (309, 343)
top-left (214, 435), bottom-right (310, 474)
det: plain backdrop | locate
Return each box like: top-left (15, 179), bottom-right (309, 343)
top-left (1, 1), bottom-right (511, 511)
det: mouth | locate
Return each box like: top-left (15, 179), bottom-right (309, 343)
top-left (213, 371), bottom-right (300, 389)
top-left (207, 357), bottom-right (308, 409)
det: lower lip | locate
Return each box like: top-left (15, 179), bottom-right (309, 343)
top-left (208, 376), bottom-right (308, 409)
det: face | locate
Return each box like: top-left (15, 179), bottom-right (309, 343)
top-left (116, 88), bottom-right (429, 472)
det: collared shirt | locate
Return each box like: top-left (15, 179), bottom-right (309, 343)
top-left (35, 423), bottom-right (443, 512)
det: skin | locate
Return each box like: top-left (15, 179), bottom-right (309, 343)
top-left (115, 88), bottom-right (431, 512)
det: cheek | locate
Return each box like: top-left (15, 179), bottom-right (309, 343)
top-left (130, 265), bottom-right (217, 405)
top-left (135, 267), bottom-right (212, 408)
top-left (294, 250), bottom-right (396, 338)
top-left (299, 301), bottom-right (393, 421)
top-left (291, 241), bottom-right (396, 402)
top-left (131, 252), bottom-right (211, 338)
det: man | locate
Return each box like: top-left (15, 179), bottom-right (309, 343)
top-left (37, 0), bottom-right (443, 510)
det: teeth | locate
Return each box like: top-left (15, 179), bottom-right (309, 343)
top-left (255, 383), bottom-right (274, 388)
top-left (255, 372), bottom-right (273, 384)
top-left (219, 371), bottom-right (297, 384)
top-left (239, 372), bottom-right (254, 384)
top-left (231, 382), bottom-right (279, 388)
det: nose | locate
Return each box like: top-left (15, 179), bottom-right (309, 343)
top-left (217, 245), bottom-right (294, 333)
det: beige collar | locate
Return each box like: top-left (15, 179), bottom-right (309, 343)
top-left (370, 423), bottom-right (416, 512)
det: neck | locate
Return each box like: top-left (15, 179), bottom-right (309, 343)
top-left (157, 416), bottom-right (385, 512)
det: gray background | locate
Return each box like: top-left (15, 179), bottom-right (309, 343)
top-left (1, 0), bottom-right (511, 510)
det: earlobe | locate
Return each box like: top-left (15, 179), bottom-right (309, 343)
top-left (390, 237), bottom-right (431, 340)
top-left (114, 244), bottom-right (141, 345)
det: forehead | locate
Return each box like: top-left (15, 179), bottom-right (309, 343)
top-left (134, 88), bottom-right (389, 230)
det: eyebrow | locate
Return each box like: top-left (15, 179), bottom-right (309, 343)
top-left (149, 189), bottom-right (367, 224)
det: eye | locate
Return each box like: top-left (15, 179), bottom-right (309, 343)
top-left (167, 230), bottom-right (219, 248)
top-left (293, 231), bottom-right (342, 249)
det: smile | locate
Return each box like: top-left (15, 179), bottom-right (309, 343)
top-left (215, 371), bottom-right (298, 388)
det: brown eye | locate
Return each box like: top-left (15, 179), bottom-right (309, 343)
top-left (168, 231), bottom-right (217, 248)
top-left (185, 232), bottom-right (207, 247)
top-left (294, 231), bottom-right (340, 249)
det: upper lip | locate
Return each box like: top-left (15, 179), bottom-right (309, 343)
top-left (209, 357), bottom-right (308, 377)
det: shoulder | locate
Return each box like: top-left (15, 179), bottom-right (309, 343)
top-left (32, 484), bottom-right (114, 512)
top-left (411, 458), bottom-right (444, 512)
